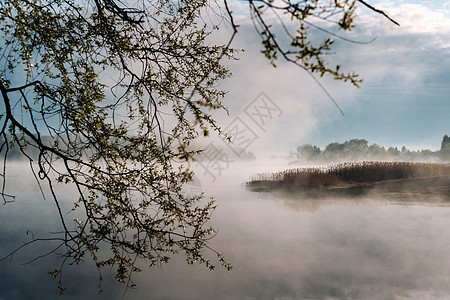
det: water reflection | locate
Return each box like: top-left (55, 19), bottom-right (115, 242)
top-left (1, 162), bottom-right (450, 299)
top-left (276, 193), bottom-right (450, 213)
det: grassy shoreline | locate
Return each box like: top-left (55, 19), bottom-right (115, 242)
top-left (246, 162), bottom-right (450, 199)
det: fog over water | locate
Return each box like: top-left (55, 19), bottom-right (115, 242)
top-left (2, 161), bottom-right (450, 299)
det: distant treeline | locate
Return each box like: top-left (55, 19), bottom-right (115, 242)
top-left (0, 134), bottom-right (69, 161)
top-left (1, 134), bottom-right (258, 162)
top-left (0, 134), bottom-right (43, 160)
top-left (293, 135), bottom-right (450, 163)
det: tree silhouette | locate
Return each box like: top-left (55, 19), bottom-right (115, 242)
top-left (441, 134), bottom-right (450, 160)
top-left (442, 135), bottom-right (450, 150)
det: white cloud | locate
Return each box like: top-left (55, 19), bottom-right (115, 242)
top-left (210, 1), bottom-right (450, 154)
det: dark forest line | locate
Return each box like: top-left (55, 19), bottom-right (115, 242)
top-left (292, 135), bottom-right (450, 163)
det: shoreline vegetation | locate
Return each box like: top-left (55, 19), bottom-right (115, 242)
top-left (246, 162), bottom-right (450, 200)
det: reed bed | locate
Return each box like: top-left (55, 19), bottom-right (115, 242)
top-left (247, 162), bottom-right (450, 191)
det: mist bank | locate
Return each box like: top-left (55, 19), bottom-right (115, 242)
top-left (291, 136), bottom-right (450, 164)
top-left (3, 161), bottom-right (450, 299)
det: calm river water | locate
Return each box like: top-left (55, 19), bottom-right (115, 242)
top-left (1, 162), bottom-right (450, 299)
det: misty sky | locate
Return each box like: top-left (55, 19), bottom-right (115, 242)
top-left (217, 0), bottom-right (450, 155)
top-left (3, 1), bottom-right (448, 156)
